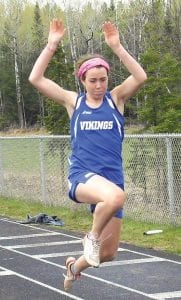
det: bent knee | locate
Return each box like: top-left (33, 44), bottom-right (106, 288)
top-left (112, 190), bottom-right (126, 209)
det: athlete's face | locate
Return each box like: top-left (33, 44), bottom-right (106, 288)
top-left (82, 67), bottom-right (108, 100)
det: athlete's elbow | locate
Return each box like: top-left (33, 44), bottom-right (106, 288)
top-left (28, 73), bottom-right (37, 86)
top-left (28, 73), bottom-right (42, 88)
top-left (140, 71), bottom-right (148, 84)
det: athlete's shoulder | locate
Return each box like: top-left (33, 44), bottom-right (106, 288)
top-left (108, 90), bottom-right (125, 115)
top-left (104, 90), bottom-right (117, 110)
top-left (74, 92), bottom-right (86, 109)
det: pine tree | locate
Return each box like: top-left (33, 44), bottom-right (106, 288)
top-left (44, 46), bottom-right (75, 134)
top-left (31, 2), bottom-right (45, 127)
top-left (137, 0), bottom-right (181, 133)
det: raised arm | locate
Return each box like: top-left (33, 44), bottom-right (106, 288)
top-left (29, 19), bottom-right (77, 114)
top-left (102, 21), bottom-right (147, 107)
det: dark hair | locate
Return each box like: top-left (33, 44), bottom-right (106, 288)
top-left (75, 53), bottom-right (109, 80)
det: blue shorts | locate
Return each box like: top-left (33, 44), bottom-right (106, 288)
top-left (68, 170), bottom-right (124, 219)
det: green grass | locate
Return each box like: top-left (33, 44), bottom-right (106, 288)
top-left (1, 139), bottom-right (40, 172)
top-left (121, 219), bottom-right (180, 255)
top-left (0, 196), bottom-right (180, 255)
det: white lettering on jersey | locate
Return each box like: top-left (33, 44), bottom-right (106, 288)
top-left (82, 111), bottom-right (92, 114)
top-left (80, 121), bottom-right (113, 130)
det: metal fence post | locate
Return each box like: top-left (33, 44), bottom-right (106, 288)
top-left (0, 140), bottom-right (4, 194)
top-left (166, 136), bottom-right (176, 225)
top-left (39, 138), bottom-right (48, 205)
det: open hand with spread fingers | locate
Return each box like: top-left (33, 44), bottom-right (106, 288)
top-left (48, 18), bottom-right (66, 48)
top-left (102, 21), bottom-right (121, 51)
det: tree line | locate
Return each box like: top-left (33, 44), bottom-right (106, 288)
top-left (0, 0), bottom-right (180, 134)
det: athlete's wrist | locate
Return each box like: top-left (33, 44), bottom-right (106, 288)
top-left (113, 44), bottom-right (126, 59)
top-left (46, 43), bottom-right (57, 53)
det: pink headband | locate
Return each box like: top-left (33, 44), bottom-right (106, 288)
top-left (77, 58), bottom-right (110, 78)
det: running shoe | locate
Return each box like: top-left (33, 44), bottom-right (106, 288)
top-left (83, 234), bottom-right (100, 267)
top-left (63, 257), bottom-right (81, 291)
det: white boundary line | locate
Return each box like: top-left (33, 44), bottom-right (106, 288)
top-left (0, 266), bottom-right (83, 300)
top-left (0, 232), bottom-right (61, 240)
top-left (118, 247), bottom-right (181, 265)
top-left (101, 257), bottom-right (166, 267)
top-left (33, 251), bottom-right (84, 258)
top-left (4, 240), bottom-right (82, 249)
top-left (148, 291), bottom-right (181, 299)
top-left (0, 270), bottom-right (14, 276)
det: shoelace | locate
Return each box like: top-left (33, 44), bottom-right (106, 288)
top-left (92, 238), bottom-right (100, 255)
top-left (91, 232), bottom-right (112, 254)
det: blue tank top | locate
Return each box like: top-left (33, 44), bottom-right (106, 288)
top-left (69, 91), bottom-right (125, 185)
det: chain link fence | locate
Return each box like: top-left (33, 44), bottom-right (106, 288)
top-left (0, 134), bottom-right (180, 225)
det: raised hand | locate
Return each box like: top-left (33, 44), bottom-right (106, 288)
top-left (48, 19), bottom-right (66, 47)
top-left (102, 21), bottom-right (120, 50)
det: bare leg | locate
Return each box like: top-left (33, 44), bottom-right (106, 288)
top-left (100, 217), bottom-right (122, 262)
top-left (64, 176), bottom-right (125, 290)
top-left (75, 175), bottom-right (125, 238)
top-left (71, 217), bottom-right (122, 274)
